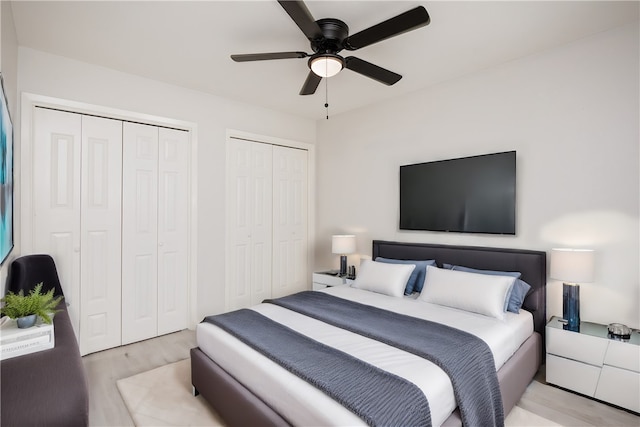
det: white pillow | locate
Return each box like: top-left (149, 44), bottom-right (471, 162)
top-left (419, 266), bottom-right (515, 320)
top-left (352, 260), bottom-right (415, 298)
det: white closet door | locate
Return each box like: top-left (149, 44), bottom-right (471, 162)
top-left (272, 145), bottom-right (308, 298)
top-left (157, 127), bottom-right (189, 334)
top-left (226, 139), bottom-right (273, 310)
top-left (249, 142), bottom-right (274, 306)
top-left (122, 123), bottom-right (159, 344)
top-left (32, 108), bottom-right (82, 336)
top-left (79, 116), bottom-right (123, 355)
top-left (226, 139), bottom-right (253, 310)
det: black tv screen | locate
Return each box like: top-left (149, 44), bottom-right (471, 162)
top-left (399, 151), bottom-right (516, 234)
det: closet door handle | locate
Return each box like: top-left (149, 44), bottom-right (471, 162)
top-left (159, 242), bottom-right (164, 247)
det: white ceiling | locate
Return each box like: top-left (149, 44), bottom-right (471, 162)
top-left (11, 1), bottom-right (640, 120)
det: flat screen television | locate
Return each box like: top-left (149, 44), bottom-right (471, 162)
top-left (399, 151), bottom-right (516, 235)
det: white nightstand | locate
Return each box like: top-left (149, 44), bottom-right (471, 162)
top-left (312, 272), bottom-right (354, 290)
top-left (546, 316), bottom-right (640, 413)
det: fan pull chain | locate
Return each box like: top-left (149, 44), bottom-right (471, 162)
top-left (325, 76), bottom-right (329, 120)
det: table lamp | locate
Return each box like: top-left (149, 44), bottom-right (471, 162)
top-left (550, 248), bottom-right (595, 332)
top-left (332, 235), bottom-right (356, 277)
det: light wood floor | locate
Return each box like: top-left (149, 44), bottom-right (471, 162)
top-left (82, 329), bottom-right (197, 426)
top-left (83, 330), bottom-right (639, 426)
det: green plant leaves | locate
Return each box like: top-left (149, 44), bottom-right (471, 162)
top-left (0, 283), bottom-right (63, 324)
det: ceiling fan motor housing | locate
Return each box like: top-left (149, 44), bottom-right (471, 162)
top-left (311, 18), bottom-right (349, 54)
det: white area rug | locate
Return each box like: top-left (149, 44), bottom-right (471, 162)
top-left (117, 359), bottom-right (224, 426)
top-left (117, 359), bottom-right (561, 427)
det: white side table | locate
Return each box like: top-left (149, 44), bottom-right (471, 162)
top-left (546, 316), bottom-right (640, 413)
top-left (312, 272), bottom-right (353, 290)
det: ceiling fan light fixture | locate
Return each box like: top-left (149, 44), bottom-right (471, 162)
top-left (231, 2), bottom-right (431, 95)
top-left (310, 54), bottom-right (343, 78)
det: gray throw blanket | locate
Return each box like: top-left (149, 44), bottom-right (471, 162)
top-left (265, 291), bottom-right (504, 427)
top-left (204, 309), bottom-right (432, 427)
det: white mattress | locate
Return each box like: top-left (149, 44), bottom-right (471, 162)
top-left (196, 286), bottom-right (533, 427)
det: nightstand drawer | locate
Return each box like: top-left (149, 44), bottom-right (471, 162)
top-left (547, 326), bottom-right (608, 366)
top-left (603, 340), bottom-right (640, 373)
top-left (312, 273), bottom-right (346, 287)
top-left (595, 365), bottom-right (640, 413)
top-left (546, 354), bottom-right (601, 396)
top-left (312, 283), bottom-right (328, 291)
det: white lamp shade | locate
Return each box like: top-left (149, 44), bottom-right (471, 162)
top-left (310, 56), bottom-right (343, 78)
top-left (332, 235), bottom-right (356, 255)
top-left (550, 248), bottom-right (595, 283)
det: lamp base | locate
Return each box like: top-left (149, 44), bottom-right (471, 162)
top-left (339, 255), bottom-right (347, 277)
top-left (562, 283), bottom-right (580, 332)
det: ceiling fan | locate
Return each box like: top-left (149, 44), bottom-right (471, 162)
top-left (231, 1), bottom-right (431, 95)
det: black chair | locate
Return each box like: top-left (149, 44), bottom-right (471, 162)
top-left (5, 254), bottom-right (65, 297)
top-left (1, 253), bottom-right (89, 426)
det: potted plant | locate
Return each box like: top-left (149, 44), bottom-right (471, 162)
top-left (0, 283), bottom-right (63, 328)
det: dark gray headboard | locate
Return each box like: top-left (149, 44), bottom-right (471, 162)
top-left (372, 240), bottom-right (547, 341)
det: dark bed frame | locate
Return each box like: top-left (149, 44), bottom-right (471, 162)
top-left (191, 240), bottom-right (547, 426)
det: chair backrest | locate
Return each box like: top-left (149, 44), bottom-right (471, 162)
top-left (6, 254), bottom-right (65, 298)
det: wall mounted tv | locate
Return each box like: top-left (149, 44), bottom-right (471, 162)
top-left (399, 151), bottom-right (516, 235)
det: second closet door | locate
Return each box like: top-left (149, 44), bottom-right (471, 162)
top-left (122, 123), bottom-right (159, 344)
top-left (226, 137), bottom-right (309, 311)
top-left (226, 139), bottom-right (273, 310)
top-left (122, 123), bottom-right (189, 344)
top-left (271, 145), bottom-right (308, 298)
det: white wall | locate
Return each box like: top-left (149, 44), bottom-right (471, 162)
top-left (0, 2), bottom-right (17, 110)
top-left (0, 0), bottom-right (19, 290)
top-left (17, 47), bottom-right (316, 320)
top-left (316, 23), bottom-right (639, 328)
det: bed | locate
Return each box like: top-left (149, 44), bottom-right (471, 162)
top-left (191, 240), bottom-right (547, 426)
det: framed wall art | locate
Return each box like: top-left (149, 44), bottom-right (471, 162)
top-left (0, 73), bottom-right (14, 265)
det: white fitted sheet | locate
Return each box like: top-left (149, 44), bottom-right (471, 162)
top-left (196, 286), bottom-right (533, 426)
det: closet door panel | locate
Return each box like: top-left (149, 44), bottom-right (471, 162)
top-left (249, 143), bottom-right (273, 306)
top-left (32, 108), bottom-right (82, 336)
top-left (226, 139), bottom-right (273, 310)
top-left (80, 115), bottom-right (123, 355)
top-left (122, 123), bottom-right (159, 344)
top-left (157, 128), bottom-right (189, 334)
top-left (227, 140), bottom-right (252, 310)
top-left (272, 146), bottom-right (308, 298)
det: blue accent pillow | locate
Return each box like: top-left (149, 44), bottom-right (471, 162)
top-left (446, 264), bottom-right (529, 313)
top-left (508, 279), bottom-right (531, 313)
top-left (449, 265), bottom-right (522, 279)
top-left (374, 257), bottom-right (436, 295)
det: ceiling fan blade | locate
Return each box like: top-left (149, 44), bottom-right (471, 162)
top-left (343, 6), bottom-right (430, 51)
top-left (231, 52), bottom-right (308, 62)
top-left (299, 71), bottom-right (322, 95)
top-left (344, 57), bottom-right (402, 86)
top-left (278, 0), bottom-right (323, 41)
